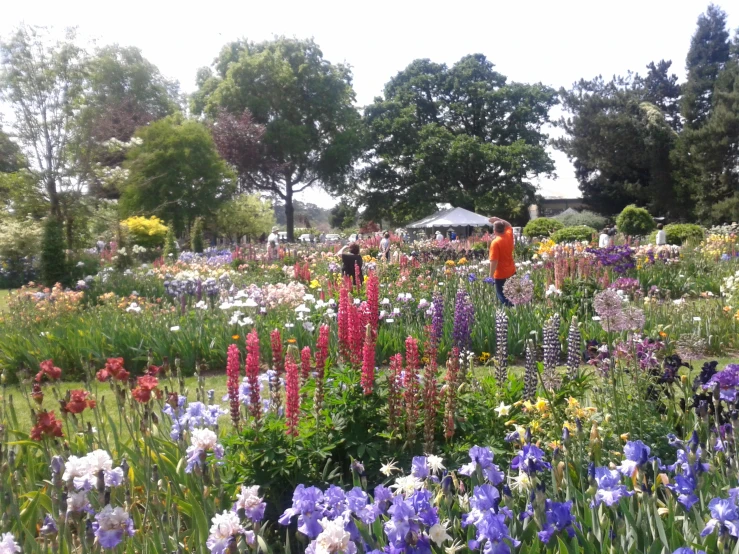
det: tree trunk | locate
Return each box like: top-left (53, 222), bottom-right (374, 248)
top-left (65, 216), bottom-right (74, 251)
top-left (285, 179), bottom-right (295, 242)
top-left (47, 174), bottom-right (61, 218)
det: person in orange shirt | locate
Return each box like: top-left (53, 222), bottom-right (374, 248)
top-left (488, 216), bottom-right (516, 307)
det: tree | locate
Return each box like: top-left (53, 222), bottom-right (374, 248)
top-left (194, 37), bottom-right (363, 241)
top-left (191, 217), bottom-right (204, 253)
top-left (0, 25), bottom-right (86, 218)
top-left (120, 115), bottom-right (234, 234)
top-left (681, 4), bottom-right (731, 129)
top-left (72, 45), bottom-right (180, 199)
top-left (163, 225), bottom-right (177, 260)
top-left (555, 70), bottom-right (680, 216)
top-left (329, 199), bottom-right (358, 230)
top-left (40, 217), bottom-right (68, 286)
top-left (216, 194), bottom-right (274, 242)
top-left (616, 205), bottom-right (656, 236)
top-left (360, 55), bottom-right (557, 225)
top-left (0, 126), bottom-right (23, 173)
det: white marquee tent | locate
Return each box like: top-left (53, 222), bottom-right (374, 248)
top-left (405, 207), bottom-right (491, 238)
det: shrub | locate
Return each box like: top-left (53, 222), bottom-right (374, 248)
top-left (0, 217), bottom-right (42, 287)
top-left (553, 209), bottom-right (607, 230)
top-left (191, 217), bottom-right (204, 253)
top-left (40, 217), bottom-right (68, 287)
top-left (551, 225), bottom-right (597, 244)
top-left (163, 225), bottom-right (177, 261)
top-left (120, 216), bottom-right (168, 248)
top-left (616, 205), bottom-right (656, 236)
top-left (649, 223), bottom-right (704, 245)
top-left (522, 217), bottom-right (563, 238)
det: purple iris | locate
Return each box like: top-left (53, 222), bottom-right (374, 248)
top-left (703, 364), bottom-right (739, 402)
top-left (278, 485), bottom-right (325, 539)
top-left (459, 446), bottom-right (504, 485)
top-left (701, 498), bottom-right (739, 538)
top-left (673, 548), bottom-right (706, 554)
top-left (411, 456), bottom-right (429, 479)
top-left (462, 485), bottom-right (519, 554)
top-left (346, 487), bottom-right (376, 525)
top-left (617, 441), bottom-right (651, 476)
top-left (591, 467), bottom-right (633, 507)
top-left (511, 444), bottom-right (552, 475)
top-left (537, 501), bottom-right (577, 544)
top-left (667, 474), bottom-right (699, 510)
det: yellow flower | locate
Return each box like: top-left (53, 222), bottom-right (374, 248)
top-left (620, 433), bottom-right (630, 441)
top-left (457, 257), bottom-right (467, 265)
top-left (534, 397), bottom-right (549, 412)
top-left (445, 260), bottom-right (456, 266)
top-left (310, 280), bottom-right (320, 289)
top-left (566, 397), bottom-right (579, 408)
top-left (232, 335), bottom-right (240, 340)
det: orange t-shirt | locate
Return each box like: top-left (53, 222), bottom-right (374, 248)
top-left (489, 227), bottom-right (516, 279)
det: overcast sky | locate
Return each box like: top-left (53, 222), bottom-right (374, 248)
top-left (2, 0), bottom-right (736, 208)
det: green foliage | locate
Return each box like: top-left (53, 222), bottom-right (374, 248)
top-left (40, 217), bottom-right (68, 287)
top-left (649, 223), bottom-right (704, 245)
top-left (216, 194), bottom-right (274, 241)
top-left (551, 225), bottom-right (597, 244)
top-left (0, 126), bottom-right (23, 173)
top-left (121, 215), bottom-right (168, 248)
top-left (711, 195), bottom-right (739, 223)
top-left (523, 217), bottom-right (563, 238)
top-left (329, 199), bottom-right (358, 230)
top-left (191, 217), bottom-right (204, 253)
top-left (360, 55), bottom-right (556, 224)
top-left (616, 205), bottom-right (656, 236)
top-left (120, 115), bottom-right (234, 233)
top-left (195, 37), bottom-right (362, 240)
top-left (163, 225), bottom-right (177, 260)
top-left (0, 217), bottom-right (42, 260)
top-left (553, 209), bottom-right (607, 230)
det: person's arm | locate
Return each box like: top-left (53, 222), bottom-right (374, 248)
top-left (489, 259), bottom-right (498, 278)
top-left (337, 245), bottom-right (348, 255)
top-left (488, 216), bottom-right (512, 229)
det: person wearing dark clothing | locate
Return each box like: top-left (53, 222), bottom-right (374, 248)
top-left (338, 243), bottom-right (363, 284)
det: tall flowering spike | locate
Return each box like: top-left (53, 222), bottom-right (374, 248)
top-left (366, 271), bottom-right (380, 336)
top-left (338, 282), bottom-right (351, 361)
top-left (452, 289), bottom-right (474, 352)
top-left (524, 339), bottom-right (538, 400)
top-left (226, 344), bottom-right (241, 429)
top-left (404, 336), bottom-right (420, 443)
top-left (495, 310), bottom-right (509, 384)
top-left (443, 347), bottom-right (461, 439)
top-left (300, 346), bottom-right (312, 386)
top-left (245, 329), bottom-right (261, 425)
top-left (354, 261), bottom-right (362, 292)
top-left (387, 353), bottom-right (404, 435)
top-left (313, 325), bottom-right (330, 415)
top-left (422, 357), bottom-right (439, 452)
top-left (270, 329), bottom-right (284, 373)
top-left (361, 324), bottom-right (376, 395)
top-left (542, 314), bottom-right (562, 391)
top-left (349, 303), bottom-right (364, 366)
top-left (285, 346), bottom-right (300, 437)
top-left (566, 316), bottom-right (581, 380)
top-left (430, 292), bottom-right (444, 349)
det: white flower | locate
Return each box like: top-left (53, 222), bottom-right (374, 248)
top-left (445, 540), bottom-right (465, 554)
top-left (381, 298), bottom-right (390, 305)
top-left (673, 299), bottom-right (685, 305)
top-left (62, 455), bottom-right (90, 481)
top-left (494, 402), bottom-right (511, 417)
top-left (234, 485), bottom-right (263, 511)
top-left (390, 475), bottom-right (423, 495)
top-left (245, 298), bottom-right (258, 308)
top-left (126, 302), bottom-right (142, 313)
top-left (285, 323), bottom-right (295, 329)
top-left (0, 532), bottom-right (20, 554)
top-left (170, 326), bottom-right (180, 332)
top-left (96, 504), bottom-right (131, 532)
top-left (426, 454), bottom-right (445, 474)
top-left (418, 298), bottom-right (429, 309)
top-left (428, 522), bottom-right (452, 546)
top-left (191, 428), bottom-right (219, 451)
top-left (393, 307), bottom-right (400, 314)
top-left (509, 470), bottom-right (533, 493)
top-left (238, 317), bottom-right (255, 327)
top-left (66, 490), bottom-right (90, 513)
top-left (303, 321), bottom-right (315, 332)
top-left (219, 301), bottom-right (234, 310)
top-left (195, 300), bottom-right (208, 310)
top-left (76, 261), bottom-right (85, 267)
top-left (85, 450), bottom-right (113, 473)
top-left (315, 517), bottom-right (351, 554)
top-left (295, 304), bottom-right (311, 313)
top-left (208, 510), bottom-right (244, 543)
top-left (380, 459), bottom-right (399, 476)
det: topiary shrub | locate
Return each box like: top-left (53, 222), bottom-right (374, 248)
top-left (616, 205), bottom-right (656, 236)
top-left (553, 210), bottom-right (607, 230)
top-left (551, 225), bottom-right (597, 244)
top-left (191, 217), bottom-right (204, 253)
top-left (40, 217), bottom-right (68, 287)
top-left (163, 225), bottom-right (177, 261)
top-left (649, 223), bottom-right (704, 245)
top-left (120, 215), bottom-right (168, 248)
top-left (523, 217), bottom-right (563, 238)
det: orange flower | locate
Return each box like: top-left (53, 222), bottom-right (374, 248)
top-left (659, 331), bottom-right (667, 339)
top-left (132, 375), bottom-right (160, 403)
top-left (232, 335), bottom-right (240, 340)
top-left (61, 389), bottom-right (96, 414)
top-left (35, 359), bottom-right (62, 382)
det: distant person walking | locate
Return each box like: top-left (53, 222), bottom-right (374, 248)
top-left (488, 217), bottom-right (515, 307)
top-left (655, 223), bottom-right (667, 246)
top-left (267, 226), bottom-right (279, 260)
top-left (599, 228), bottom-right (611, 248)
top-left (380, 232), bottom-right (391, 262)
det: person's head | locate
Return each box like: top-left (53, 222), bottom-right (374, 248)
top-left (493, 221), bottom-right (506, 235)
top-left (272, 226), bottom-right (278, 233)
top-left (657, 223), bottom-right (663, 230)
top-left (348, 243), bottom-right (360, 255)
top-left (383, 232), bottom-right (389, 239)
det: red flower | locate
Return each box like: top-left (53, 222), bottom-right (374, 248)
top-left (31, 382), bottom-right (44, 405)
top-left (245, 329), bottom-right (261, 424)
top-left (147, 364), bottom-right (162, 376)
top-left (361, 324), bottom-right (375, 396)
top-left (31, 410), bottom-right (63, 441)
top-left (270, 329), bottom-right (284, 373)
top-left (131, 375), bottom-right (159, 403)
top-left (35, 359), bottom-right (62, 383)
top-left (96, 357), bottom-right (130, 382)
top-left (226, 343), bottom-right (241, 428)
top-left (61, 389), bottom-right (97, 414)
top-left (300, 346), bottom-right (312, 386)
top-left (285, 347), bottom-right (300, 437)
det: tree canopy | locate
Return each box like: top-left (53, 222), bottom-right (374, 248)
top-left (358, 54), bottom-right (557, 225)
top-left (193, 37), bottom-right (363, 240)
top-left (120, 115), bottom-right (234, 233)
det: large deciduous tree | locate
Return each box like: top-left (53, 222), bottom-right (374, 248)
top-left (359, 55), bottom-right (557, 225)
top-left (120, 115), bottom-right (234, 234)
top-left (216, 194), bottom-right (274, 243)
top-left (555, 66), bottom-right (681, 217)
top-left (0, 25), bottom-right (85, 219)
top-left (193, 37), bottom-right (362, 241)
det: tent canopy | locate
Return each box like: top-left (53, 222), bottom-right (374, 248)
top-left (406, 207), bottom-right (491, 229)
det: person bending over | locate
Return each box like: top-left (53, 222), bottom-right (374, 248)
top-left (488, 217), bottom-right (516, 307)
top-left (338, 243), bottom-right (363, 285)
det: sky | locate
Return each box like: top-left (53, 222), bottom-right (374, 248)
top-left (1, 0), bottom-right (736, 208)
